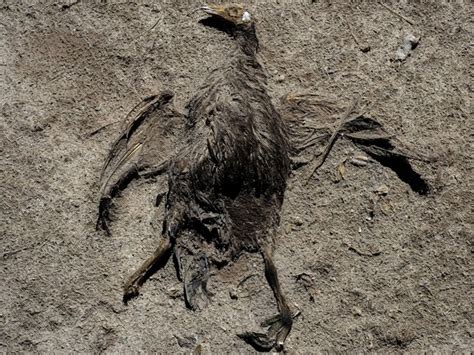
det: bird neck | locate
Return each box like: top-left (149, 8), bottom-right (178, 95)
top-left (233, 23), bottom-right (259, 58)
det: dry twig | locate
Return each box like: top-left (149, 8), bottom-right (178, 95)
top-left (86, 121), bottom-right (119, 138)
top-left (339, 15), bottom-right (370, 53)
top-left (378, 2), bottom-right (416, 26)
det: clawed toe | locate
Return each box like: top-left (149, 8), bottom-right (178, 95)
top-left (238, 330), bottom-right (278, 352)
top-left (123, 283), bottom-right (140, 304)
top-left (238, 309), bottom-right (299, 352)
top-left (123, 274), bottom-right (146, 304)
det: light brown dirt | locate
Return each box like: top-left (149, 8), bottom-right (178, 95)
top-left (1, 1), bottom-right (472, 353)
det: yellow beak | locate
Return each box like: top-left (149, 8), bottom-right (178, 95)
top-left (200, 5), bottom-right (224, 16)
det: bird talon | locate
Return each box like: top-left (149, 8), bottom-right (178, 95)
top-left (239, 310), bottom-right (296, 351)
top-left (123, 284), bottom-right (140, 304)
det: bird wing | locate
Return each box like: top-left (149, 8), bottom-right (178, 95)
top-left (279, 93), bottom-right (430, 193)
top-left (97, 90), bottom-right (184, 233)
top-left (279, 93), bottom-right (342, 166)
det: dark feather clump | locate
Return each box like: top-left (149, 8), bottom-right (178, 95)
top-left (97, 12), bottom-right (294, 350)
top-left (97, 7), bottom-right (429, 351)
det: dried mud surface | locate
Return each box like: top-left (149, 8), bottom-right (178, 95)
top-left (1, 1), bottom-right (472, 353)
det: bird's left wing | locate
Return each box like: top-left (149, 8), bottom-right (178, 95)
top-left (97, 90), bottom-right (184, 234)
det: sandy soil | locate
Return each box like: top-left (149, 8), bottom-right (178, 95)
top-left (1, 1), bottom-right (472, 353)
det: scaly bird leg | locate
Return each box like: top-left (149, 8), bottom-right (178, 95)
top-left (123, 236), bottom-right (172, 303)
top-left (238, 247), bottom-right (299, 351)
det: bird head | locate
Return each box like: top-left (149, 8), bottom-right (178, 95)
top-left (201, 4), bottom-right (253, 28)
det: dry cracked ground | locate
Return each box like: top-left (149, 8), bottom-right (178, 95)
top-left (1, 1), bottom-right (472, 353)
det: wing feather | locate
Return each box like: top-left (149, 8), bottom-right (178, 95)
top-left (97, 90), bottom-right (184, 233)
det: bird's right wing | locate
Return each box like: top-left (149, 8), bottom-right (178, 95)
top-left (97, 90), bottom-right (185, 234)
top-left (279, 93), bottom-right (430, 193)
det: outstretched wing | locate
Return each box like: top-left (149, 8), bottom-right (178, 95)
top-left (279, 93), bottom-right (430, 194)
top-left (341, 115), bottom-right (430, 194)
top-left (97, 90), bottom-right (184, 234)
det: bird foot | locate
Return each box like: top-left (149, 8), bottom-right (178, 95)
top-left (238, 308), bottom-right (300, 352)
top-left (123, 279), bottom-right (142, 304)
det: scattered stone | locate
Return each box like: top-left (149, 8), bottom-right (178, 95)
top-left (229, 288), bottom-right (238, 300)
top-left (349, 155), bottom-right (370, 167)
top-left (276, 74), bottom-right (285, 82)
top-left (395, 34), bottom-right (420, 62)
top-left (291, 216), bottom-right (304, 227)
top-left (335, 160), bottom-right (346, 182)
top-left (353, 306), bottom-right (363, 317)
top-left (167, 287), bottom-right (182, 299)
top-left (175, 335), bottom-right (197, 349)
top-left (374, 184), bottom-right (389, 196)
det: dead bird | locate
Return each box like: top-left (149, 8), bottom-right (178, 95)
top-left (96, 4), bottom-right (429, 352)
top-left (98, 4), bottom-right (295, 351)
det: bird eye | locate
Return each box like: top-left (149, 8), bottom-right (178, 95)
top-left (228, 7), bottom-right (238, 16)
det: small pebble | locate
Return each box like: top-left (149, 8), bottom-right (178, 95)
top-left (291, 216), bottom-right (303, 226)
top-left (350, 156), bottom-right (369, 167)
top-left (395, 33), bottom-right (420, 62)
top-left (375, 184), bottom-right (389, 196)
top-left (353, 307), bottom-right (362, 316)
top-left (276, 74), bottom-right (285, 82)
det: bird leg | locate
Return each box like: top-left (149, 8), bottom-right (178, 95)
top-left (238, 247), bottom-right (299, 351)
top-left (123, 236), bottom-right (173, 303)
